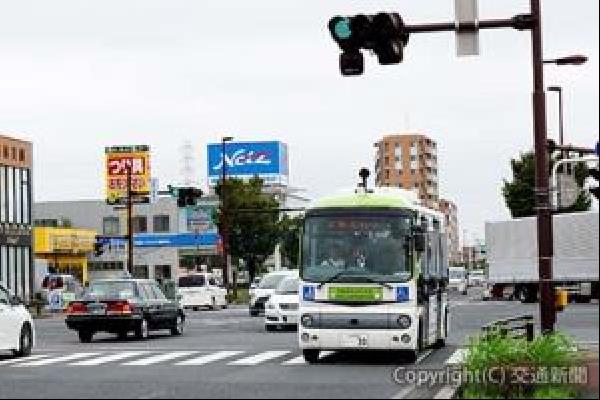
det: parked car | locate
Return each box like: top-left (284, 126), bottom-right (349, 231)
top-left (468, 270), bottom-right (487, 287)
top-left (41, 274), bottom-right (84, 311)
top-left (177, 273), bottom-right (227, 311)
top-left (249, 270), bottom-right (298, 317)
top-left (65, 279), bottom-right (185, 343)
top-left (0, 284), bottom-right (34, 357)
top-left (264, 277), bottom-right (300, 332)
top-left (449, 267), bottom-right (468, 295)
top-left (250, 277), bottom-right (262, 291)
top-left (482, 284), bottom-right (493, 301)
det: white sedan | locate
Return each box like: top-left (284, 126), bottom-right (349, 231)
top-left (265, 277), bottom-right (300, 332)
top-left (0, 284), bottom-right (34, 357)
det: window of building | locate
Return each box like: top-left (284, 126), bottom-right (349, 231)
top-left (385, 170), bottom-right (390, 180)
top-left (153, 215), bottom-right (170, 233)
top-left (19, 149), bottom-right (25, 162)
top-left (103, 217), bottom-right (120, 236)
top-left (132, 216), bottom-right (148, 233)
top-left (133, 265), bottom-right (149, 279)
top-left (154, 265), bottom-right (172, 280)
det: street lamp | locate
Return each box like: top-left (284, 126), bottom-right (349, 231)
top-left (547, 86), bottom-right (564, 146)
top-left (544, 54), bottom-right (587, 146)
top-left (220, 136), bottom-right (233, 290)
top-left (545, 56), bottom-right (587, 211)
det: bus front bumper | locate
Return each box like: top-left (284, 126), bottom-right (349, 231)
top-left (298, 327), bottom-right (418, 351)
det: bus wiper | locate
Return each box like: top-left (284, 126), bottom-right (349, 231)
top-left (317, 272), bottom-right (394, 290)
top-left (354, 277), bottom-right (394, 290)
top-left (317, 271), bottom-right (352, 289)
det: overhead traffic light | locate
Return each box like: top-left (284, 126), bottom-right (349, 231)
top-left (588, 167), bottom-right (600, 199)
top-left (94, 241), bottom-right (105, 257)
top-left (328, 13), bottom-right (410, 76)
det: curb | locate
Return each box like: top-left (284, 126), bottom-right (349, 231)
top-left (434, 385), bottom-right (460, 399)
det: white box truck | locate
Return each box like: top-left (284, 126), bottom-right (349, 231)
top-left (486, 211), bottom-right (599, 303)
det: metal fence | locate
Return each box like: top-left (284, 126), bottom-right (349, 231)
top-left (482, 314), bottom-right (535, 342)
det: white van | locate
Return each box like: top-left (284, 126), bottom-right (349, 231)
top-left (178, 273), bottom-right (228, 311)
top-left (249, 270), bottom-right (298, 317)
top-left (449, 267), bottom-right (468, 295)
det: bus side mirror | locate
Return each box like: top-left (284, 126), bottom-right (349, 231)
top-left (414, 227), bottom-right (426, 253)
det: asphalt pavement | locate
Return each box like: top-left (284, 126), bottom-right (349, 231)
top-left (1, 289), bottom-right (598, 399)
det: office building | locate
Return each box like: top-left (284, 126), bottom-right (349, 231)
top-left (0, 134), bottom-right (33, 299)
top-left (374, 134), bottom-right (439, 208)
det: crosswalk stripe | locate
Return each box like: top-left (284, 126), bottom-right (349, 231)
top-left (283, 356), bottom-right (307, 365)
top-left (228, 351), bottom-right (291, 366)
top-left (283, 351), bottom-right (335, 365)
top-left (445, 349), bottom-right (468, 366)
top-left (175, 351), bottom-right (245, 366)
top-left (0, 355), bottom-right (49, 366)
top-left (122, 351), bottom-right (197, 366)
top-left (14, 353), bottom-right (100, 367)
top-left (69, 351), bottom-right (151, 366)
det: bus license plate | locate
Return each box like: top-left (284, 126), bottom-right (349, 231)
top-left (342, 335), bottom-right (368, 348)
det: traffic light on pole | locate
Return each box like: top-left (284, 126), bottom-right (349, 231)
top-left (328, 13), bottom-right (409, 76)
top-left (171, 187), bottom-right (204, 208)
top-left (94, 242), bottom-right (105, 257)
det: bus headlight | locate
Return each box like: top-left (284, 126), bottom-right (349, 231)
top-left (397, 314), bottom-right (412, 329)
top-left (301, 314), bottom-right (314, 328)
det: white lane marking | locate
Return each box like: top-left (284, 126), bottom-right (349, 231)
top-left (445, 349), bottom-right (468, 365)
top-left (228, 351), bottom-right (291, 366)
top-left (433, 385), bottom-right (459, 399)
top-left (69, 351), bottom-right (150, 366)
top-left (283, 351), bottom-right (335, 366)
top-left (122, 351), bottom-right (197, 366)
top-left (391, 385), bottom-right (416, 399)
top-left (0, 355), bottom-right (49, 366)
top-left (14, 353), bottom-right (100, 367)
top-left (175, 351), bottom-right (245, 366)
top-left (416, 349), bottom-right (434, 365)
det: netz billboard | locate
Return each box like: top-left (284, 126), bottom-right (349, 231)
top-left (207, 141), bottom-right (289, 187)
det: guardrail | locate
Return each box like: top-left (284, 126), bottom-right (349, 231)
top-left (482, 314), bottom-right (535, 342)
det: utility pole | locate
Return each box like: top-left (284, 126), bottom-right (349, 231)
top-left (220, 136), bottom-right (233, 291)
top-left (127, 166), bottom-right (134, 275)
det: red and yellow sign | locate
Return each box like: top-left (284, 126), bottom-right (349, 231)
top-left (105, 146), bottom-right (151, 204)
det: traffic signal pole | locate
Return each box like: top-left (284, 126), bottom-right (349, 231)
top-left (331, 0), bottom-right (555, 332)
top-left (529, 0), bottom-right (556, 334)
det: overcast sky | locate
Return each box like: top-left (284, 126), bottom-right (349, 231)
top-left (1, 0), bottom-right (598, 243)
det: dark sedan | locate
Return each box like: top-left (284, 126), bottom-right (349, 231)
top-left (65, 279), bottom-right (185, 343)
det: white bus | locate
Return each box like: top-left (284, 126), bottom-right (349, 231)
top-left (298, 184), bottom-right (450, 363)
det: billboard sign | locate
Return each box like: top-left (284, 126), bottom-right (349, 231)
top-left (105, 145), bottom-right (151, 205)
top-left (186, 204), bottom-right (218, 234)
top-left (207, 141), bottom-right (288, 186)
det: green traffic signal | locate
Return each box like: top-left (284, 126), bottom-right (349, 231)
top-left (333, 17), bottom-right (352, 40)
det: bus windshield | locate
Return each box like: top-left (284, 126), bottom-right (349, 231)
top-left (178, 275), bottom-right (206, 288)
top-left (449, 269), bottom-right (466, 280)
top-left (301, 213), bottom-right (413, 284)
